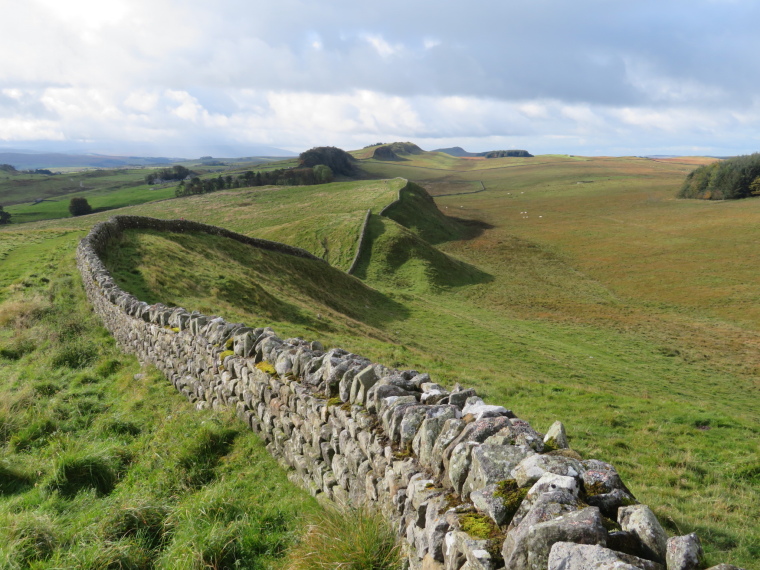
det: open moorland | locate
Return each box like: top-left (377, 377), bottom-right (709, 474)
top-left (1, 148), bottom-right (758, 568)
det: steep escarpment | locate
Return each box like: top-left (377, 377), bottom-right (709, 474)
top-left (76, 214), bottom-right (725, 570)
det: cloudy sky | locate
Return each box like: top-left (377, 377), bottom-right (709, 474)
top-left (1, 0), bottom-right (759, 157)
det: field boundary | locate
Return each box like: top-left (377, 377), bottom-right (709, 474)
top-left (346, 208), bottom-right (372, 275)
top-left (75, 214), bottom-right (718, 570)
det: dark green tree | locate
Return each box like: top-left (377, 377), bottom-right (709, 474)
top-left (69, 197), bottom-right (93, 216)
top-left (679, 153), bottom-right (760, 200)
top-left (0, 205), bottom-right (11, 225)
top-left (313, 164), bottom-right (334, 183)
top-left (298, 146), bottom-right (356, 176)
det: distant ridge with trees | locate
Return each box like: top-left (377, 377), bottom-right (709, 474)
top-left (434, 146), bottom-right (533, 158)
top-left (679, 153), bottom-right (760, 200)
top-left (371, 142), bottom-right (424, 161)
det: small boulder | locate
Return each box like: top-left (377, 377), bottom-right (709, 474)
top-left (618, 505), bottom-right (668, 563)
top-left (666, 533), bottom-right (705, 570)
top-left (543, 421), bottom-right (569, 449)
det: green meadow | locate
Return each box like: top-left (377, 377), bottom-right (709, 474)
top-left (1, 151), bottom-right (758, 567)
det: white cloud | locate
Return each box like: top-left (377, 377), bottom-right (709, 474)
top-left (363, 34), bottom-right (403, 58)
top-left (0, 0), bottom-right (759, 156)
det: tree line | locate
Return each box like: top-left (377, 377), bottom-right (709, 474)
top-left (679, 153), bottom-right (760, 200)
top-left (175, 164), bottom-right (333, 197)
top-left (145, 165), bottom-right (194, 185)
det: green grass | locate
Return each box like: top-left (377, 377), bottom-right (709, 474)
top-left (0, 245), bottom-right (320, 568)
top-left (0, 156), bottom-right (303, 225)
top-left (2, 153), bottom-right (759, 567)
top-left (283, 504), bottom-right (401, 570)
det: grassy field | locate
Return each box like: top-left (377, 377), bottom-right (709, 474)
top-left (0, 158), bottom-right (302, 225)
top-left (0, 230), bottom-right (320, 568)
top-left (1, 153), bottom-right (758, 567)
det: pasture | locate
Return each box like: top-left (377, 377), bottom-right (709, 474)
top-left (1, 152), bottom-right (758, 567)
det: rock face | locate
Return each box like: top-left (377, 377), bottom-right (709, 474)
top-left (74, 215), bottom-right (735, 570)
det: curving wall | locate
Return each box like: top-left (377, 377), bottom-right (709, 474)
top-left (76, 215), bottom-right (731, 570)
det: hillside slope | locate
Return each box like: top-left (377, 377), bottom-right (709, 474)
top-left (2, 162), bottom-right (759, 567)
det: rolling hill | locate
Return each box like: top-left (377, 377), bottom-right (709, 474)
top-left (1, 149), bottom-right (758, 567)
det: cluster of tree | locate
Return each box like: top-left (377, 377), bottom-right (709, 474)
top-left (0, 206), bottom-right (11, 225)
top-left (483, 150), bottom-right (533, 158)
top-left (298, 146), bottom-right (356, 176)
top-left (69, 197), bottom-right (92, 216)
top-left (679, 153), bottom-right (760, 200)
top-left (175, 165), bottom-right (334, 197)
top-left (145, 165), bottom-right (194, 185)
top-left (0, 164), bottom-right (16, 173)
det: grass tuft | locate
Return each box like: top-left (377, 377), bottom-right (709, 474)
top-left (2, 513), bottom-right (57, 567)
top-left (284, 503), bottom-right (402, 570)
top-left (0, 461), bottom-right (35, 495)
top-left (49, 450), bottom-right (119, 497)
top-left (50, 340), bottom-right (99, 368)
top-left (103, 503), bottom-right (172, 551)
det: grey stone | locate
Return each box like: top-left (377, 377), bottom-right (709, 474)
top-left (511, 454), bottom-right (585, 488)
top-left (443, 530), bottom-right (496, 570)
top-left (352, 364), bottom-right (378, 404)
top-left (442, 416), bottom-right (513, 478)
top-left (338, 366), bottom-right (358, 402)
top-left (666, 533), bottom-right (705, 570)
top-left (618, 505), bottom-right (668, 563)
top-left (505, 506), bottom-right (607, 570)
top-left (470, 484), bottom-right (510, 526)
top-left (586, 487), bottom-right (637, 520)
top-left (503, 489), bottom-right (581, 563)
top-left (448, 387), bottom-right (478, 408)
top-left (430, 418), bottom-right (466, 477)
top-left (463, 443), bottom-right (535, 496)
top-left (447, 441), bottom-right (477, 494)
top-left (543, 420), bottom-right (569, 449)
top-left (462, 398), bottom-right (513, 420)
top-left (415, 416), bottom-right (449, 469)
top-left (548, 542), bottom-right (664, 570)
top-left (509, 474), bottom-right (580, 531)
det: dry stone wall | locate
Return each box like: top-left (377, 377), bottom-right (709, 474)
top-left (76, 215), bottom-right (736, 570)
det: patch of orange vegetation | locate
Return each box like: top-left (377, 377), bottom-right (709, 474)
top-left (650, 157), bottom-right (721, 166)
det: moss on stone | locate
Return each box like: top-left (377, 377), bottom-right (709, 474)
top-left (602, 516), bottom-right (621, 532)
top-left (255, 361), bottom-right (276, 375)
top-left (327, 397), bottom-right (342, 407)
top-left (585, 480), bottom-right (607, 497)
top-left (542, 438), bottom-right (559, 452)
top-left (460, 512), bottom-right (498, 540)
top-left (225, 338), bottom-right (234, 349)
top-left (219, 350), bottom-right (234, 362)
top-left (494, 479), bottom-right (528, 525)
top-left (443, 492), bottom-right (464, 512)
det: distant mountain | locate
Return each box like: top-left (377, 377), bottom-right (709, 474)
top-left (0, 152), bottom-right (177, 170)
top-left (434, 147), bottom-right (533, 158)
top-left (0, 146), bottom-right (297, 170)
